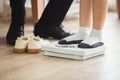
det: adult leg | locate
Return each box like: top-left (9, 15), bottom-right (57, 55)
top-left (58, 0), bottom-right (92, 45)
top-left (36, 0), bottom-right (73, 26)
top-left (34, 0), bottom-right (74, 39)
top-left (78, 0), bottom-right (108, 48)
top-left (6, 0), bottom-right (26, 45)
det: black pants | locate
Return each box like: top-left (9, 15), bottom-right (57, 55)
top-left (10, 0), bottom-right (26, 26)
top-left (10, 0), bottom-right (73, 26)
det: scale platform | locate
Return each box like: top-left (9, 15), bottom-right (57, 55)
top-left (41, 41), bottom-right (106, 60)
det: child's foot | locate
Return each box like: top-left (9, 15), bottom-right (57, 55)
top-left (78, 36), bottom-right (104, 48)
top-left (58, 27), bottom-right (90, 45)
top-left (78, 29), bottom-right (104, 48)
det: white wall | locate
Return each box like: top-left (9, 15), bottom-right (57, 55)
top-left (0, 0), bottom-right (3, 13)
top-left (109, 0), bottom-right (117, 11)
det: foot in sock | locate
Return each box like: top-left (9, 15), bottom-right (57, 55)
top-left (58, 27), bottom-right (90, 45)
top-left (78, 36), bottom-right (104, 48)
top-left (78, 29), bottom-right (104, 48)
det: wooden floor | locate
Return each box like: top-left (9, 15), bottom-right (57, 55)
top-left (0, 12), bottom-right (120, 80)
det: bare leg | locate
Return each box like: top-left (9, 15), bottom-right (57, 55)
top-left (93, 0), bottom-right (108, 30)
top-left (80, 0), bottom-right (92, 27)
top-left (78, 0), bottom-right (108, 48)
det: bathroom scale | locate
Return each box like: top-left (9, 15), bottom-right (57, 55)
top-left (41, 41), bottom-right (106, 60)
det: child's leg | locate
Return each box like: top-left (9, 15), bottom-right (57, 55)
top-left (80, 0), bottom-right (92, 28)
top-left (58, 0), bottom-right (92, 45)
top-left (93, 0), bottom-right (108, 30)
top-left (78, 0), bottom-right (108, 48)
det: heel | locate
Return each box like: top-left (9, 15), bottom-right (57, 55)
top-left (34, 32), bottom-right (50, 38)
top-left (39, 33), bottom-right (50, 38)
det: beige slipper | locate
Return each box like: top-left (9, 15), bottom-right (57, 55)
top-left (28, 36), bottom-right (49, 54)
top-left (14, 36), bottom-right (30, 53)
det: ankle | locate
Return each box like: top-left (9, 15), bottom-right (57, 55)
top-left (90, 28), bottom-right (102, 40)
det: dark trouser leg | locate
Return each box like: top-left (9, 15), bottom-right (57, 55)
top-left (37, 0), bottom-right (73, 27)
top-left (10, 0), bottom-right (26, 26)
top-left (6, 0), bottom-right (26, 45)
top-left (34, 0), bottom-right (74, 39)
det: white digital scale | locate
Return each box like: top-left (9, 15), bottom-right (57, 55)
top-left (41, 41), bottom-right (106, 60)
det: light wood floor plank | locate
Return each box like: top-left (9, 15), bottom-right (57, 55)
top-left (0, 12), bottom-right (120, 80)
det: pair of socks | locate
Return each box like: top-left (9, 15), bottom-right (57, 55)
top-left (58, 27), bottom-right (104, 48)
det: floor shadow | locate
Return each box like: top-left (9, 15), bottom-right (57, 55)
top-left (0, 37), bottom-right (7, 45)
